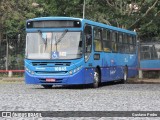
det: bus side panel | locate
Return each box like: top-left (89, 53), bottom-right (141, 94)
top-left (101, 67), bottom-right (110, 82)
top-left (116, 54), bottom-right (138, 78)
top-left (116, 66), bottom-right (124, 80)
top-left (67, 69), bottom-right (86, 84)
top-left (84, 68), bottom-right (95, 84)
top-left (128, 67), bottom-right (138, 78)
top-left (101, 53), bottom-right (112, 82)
top-left (108, 53), bottom-right (118, 81)
top-left (100, 53), bottom-right (138, 82)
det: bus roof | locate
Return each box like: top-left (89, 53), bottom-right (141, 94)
top-left (27, 16), bottom-right (136, 35)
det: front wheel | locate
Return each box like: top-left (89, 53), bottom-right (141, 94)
top-left (42, 85), bottom-right (53, 89)
top-left (92, 69), bottom-right (100, 88)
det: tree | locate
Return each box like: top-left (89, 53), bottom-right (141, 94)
top-left (0, 0), bottom-right (39, 38)
top-left (0, 0), bottom-right (42, 69)
top-left (36, 0), bottom-right (84, 17)
top-left (35, 0), bottom-right (160, 40)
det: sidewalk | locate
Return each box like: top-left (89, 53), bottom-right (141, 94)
top-left (0, 77), bottom-right (160, 83)
top-left (128, 78), bottom-right (160, 84)
top-left (0, 77), bottom-right (24, 82)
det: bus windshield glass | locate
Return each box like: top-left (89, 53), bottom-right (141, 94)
top-left (26, 31), bottom-right (83, 59)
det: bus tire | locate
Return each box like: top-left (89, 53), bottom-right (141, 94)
top-left (122, 66), bottom-right (128, 84)
top-left (92, 68), bottom-right (100, 88)
top-left (42, 85), bottom-right (53, 89)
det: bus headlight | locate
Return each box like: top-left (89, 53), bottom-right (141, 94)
top-left (69, 66), bottom-right (82, 75)
top-left (69, 70), bottom-right (73, 75)
top-left (73, 69), bottom-right (77, 73)
top-left (25, 67), bottom-right (35, 75)
top-left (31, 71), bottom-right (35, 75)
top-left (77, 67), bottom-right (80, 71)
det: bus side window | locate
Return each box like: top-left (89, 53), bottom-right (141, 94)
top-left (151, 45), bottom-right (158, 59)
top-left (128, 35), bottom-right (135, 53)
top-left (84, 25), bottom-right (92, 53)
top-left (117, 33), bottom-right (124, 53)
top-left (111, 32), bottom-right (117, 52)
top-left (122, 34), bottom-right (128, 53)
top-left (86, 35), bottom-right (92, 52)
top-left (102, 29), bottom-right (111, 52)
top-left (94, 27), bottom-right (102, 51)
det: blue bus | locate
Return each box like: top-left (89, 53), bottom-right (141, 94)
top-left (140, 42), bottom-right (160, 70)
top-left (25, 17), bottom-right (138, 88)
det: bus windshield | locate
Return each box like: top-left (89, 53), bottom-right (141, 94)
top-left (26, 31), bottom-right (83, 59)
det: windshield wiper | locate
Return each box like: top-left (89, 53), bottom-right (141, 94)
top-left (38, 30), bottom-right (47, 50)
top-left (55, 29), bottom-right (68, 45)
top-left (38, 30), bottom-right (46, 44)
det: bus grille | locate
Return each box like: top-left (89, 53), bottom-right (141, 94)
top-left (35, 71), bottom-right (67, 75)
top-left (32, 62), bottom-right (71, 67)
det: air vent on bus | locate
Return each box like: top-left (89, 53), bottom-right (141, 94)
top-left (32, 62), bottom-right (71, 67)
top-left (35, 71), bottom-right (68, 75)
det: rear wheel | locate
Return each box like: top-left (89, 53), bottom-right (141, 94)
top-left (42, 85), bottom-right (53, 89)
top-left (92, 68), bottom-right (100, 88)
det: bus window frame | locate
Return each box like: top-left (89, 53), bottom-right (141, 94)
top-left (122, 33), bottom-right (127, 53)
top-left (93, 27), bottom-right (103, 52)
top-left (128, 35), bottom-right (136, 54)
top-left (84, 24), bottom-right (92, 62)
top-left (117, 32), bottom-right (124, 53)
top-left (102, 29), bottom-right (112, 53)
top-left (111, 31), bottom-right (118, 53)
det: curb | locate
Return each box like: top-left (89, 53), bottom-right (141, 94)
top-left (0, 77), bottom-right (24, 82)
top-left (127, 79), bottom-right (160, 84)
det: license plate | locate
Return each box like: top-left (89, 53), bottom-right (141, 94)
top-left (46, 78), bottom-right (56, 82)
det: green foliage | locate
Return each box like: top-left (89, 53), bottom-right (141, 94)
top-left (1, 0), bottom-right (159, 40)
top-left (0, 0), bottom-right (160, 43)
top-left (8, 54), bottom-right (24, 70)
top-left (0, 0), bottom-right (159, 71)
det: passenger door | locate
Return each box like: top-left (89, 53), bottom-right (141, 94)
top-left (84, 25), bottom-right (94, 84)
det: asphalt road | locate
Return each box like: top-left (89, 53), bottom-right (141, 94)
top-left (0, 82), bottom-right (160, 120)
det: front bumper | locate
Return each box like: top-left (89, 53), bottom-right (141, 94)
top-left (25, 69), bottom-right (86, 85)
